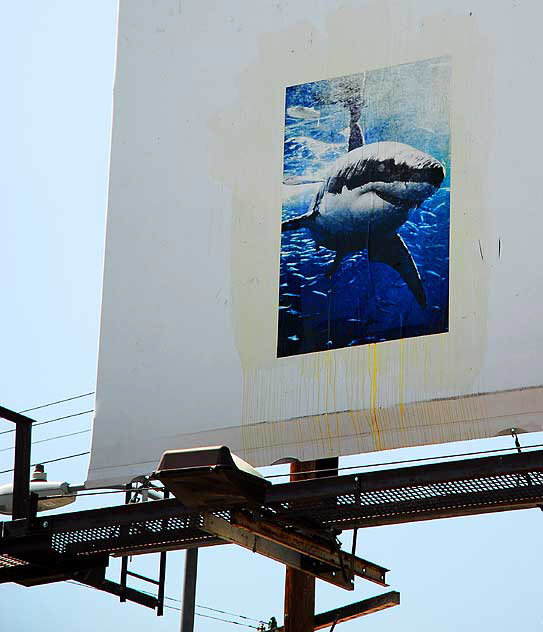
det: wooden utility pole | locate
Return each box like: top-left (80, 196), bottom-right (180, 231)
top-left (283, 458), bottom-right (338, 632)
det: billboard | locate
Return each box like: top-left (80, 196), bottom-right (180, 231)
top-left (87, 0), bottom-right (543, 488)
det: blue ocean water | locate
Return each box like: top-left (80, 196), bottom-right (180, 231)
top-left (278, 61), bottom-right (450, 358)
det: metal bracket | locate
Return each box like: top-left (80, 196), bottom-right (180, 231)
top-left (201, 513), bottom-right (353, 590)
top-left (201, 512), bottom-right (388, 591)
top-left (231, 511), bottom-right (388, 586)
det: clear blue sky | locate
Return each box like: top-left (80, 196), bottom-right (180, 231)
top-left (1, 2), bottom-right (543, 631)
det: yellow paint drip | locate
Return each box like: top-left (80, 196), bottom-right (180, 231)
top-left (398, 339), bottom-right (405, 419)
top-left (369, 344), bottom-right (383, 450)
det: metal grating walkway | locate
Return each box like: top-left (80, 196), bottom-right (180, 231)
top-left (2, 450), bottom-right (543, 583)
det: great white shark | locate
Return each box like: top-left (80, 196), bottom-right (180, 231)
top-left (281, 112), bottom-right (445, 309)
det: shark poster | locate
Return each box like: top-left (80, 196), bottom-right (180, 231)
top-left (278, 56), bottom-right (451, 357)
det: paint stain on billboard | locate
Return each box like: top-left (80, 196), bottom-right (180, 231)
top-left (278, 56), bottom-right (450, 357)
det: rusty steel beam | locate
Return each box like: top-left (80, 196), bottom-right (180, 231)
top-left (79, 576), bottom-right (158, 611)
top-left (231, 511), bottom-right (388, 586)
top-left (201, 513), bottom-right (354, 590)
top-left (275, 591), bottom-right (401, 631)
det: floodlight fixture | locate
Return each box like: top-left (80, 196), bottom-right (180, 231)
top-left (0, 464), bottom-right (76, 515)
top-left (154, 445), bottom-right (270, 509)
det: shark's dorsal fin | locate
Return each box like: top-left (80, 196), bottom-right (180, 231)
top-left (347, 90), bottom-right (365, 151)
top-left (369, 234), bottom-right (427, 309)
top-left (348, 121), bottom-right (365, 151)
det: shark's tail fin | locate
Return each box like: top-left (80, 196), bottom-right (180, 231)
top-left (282, 215), bottom-right (310, 232)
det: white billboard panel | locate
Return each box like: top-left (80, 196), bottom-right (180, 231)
top-left (87, 0), bottom-right (543, 487)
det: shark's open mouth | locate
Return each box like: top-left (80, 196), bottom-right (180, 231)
top-left (326, 146), bottom-right (445, 197)
top-left (372, 188), bottom-right (415, 208)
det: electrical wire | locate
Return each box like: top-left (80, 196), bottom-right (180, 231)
top-left (46, 488), bottom-right (168, 500)
top-left (45, 490), bottom-right (125, 499)
top-left (18, 391), bottom-right (95, 414)
top-left (0, 410), bottom-right (94, 435)
top-left (163, 604), bottom-right (262, 628)
top-left (0, 451), bottom-right (90, 475)
top-left (137, 587), bottom-right (267, 626)
top-left (3, 439), bottom-right (541, 487)
top-left (66, 580), bottom-right (264, 629)
top-left (193, 610), bottom-right (262, 629)
top-left (196, 603), bottom-right (266, 624)
top-left (265, 441), bottom-right (543, 479)
top-left (0, 428), bottom-right (91, 453)
top-left (160, 595), bottom-right (265, 624)
top-left (33, 410), bottom-right (94, 428)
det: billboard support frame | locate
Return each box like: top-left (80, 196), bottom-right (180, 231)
top-left (3, 441), bottom-right (543, 617)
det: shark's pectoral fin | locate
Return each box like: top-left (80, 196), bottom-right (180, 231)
top-left (369, 234), bottom-right (427, 309)
top-left (282, 215), bottom-right (309, 232)
top-left (327, 251), bottom-right (346, 278)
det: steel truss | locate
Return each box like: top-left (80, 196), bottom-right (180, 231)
top-left (2, 405), bottom-right (543, 619)
top-left (1, 449), bottom-right (543, 609)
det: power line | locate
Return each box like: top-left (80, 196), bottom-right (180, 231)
top-left (47, 488), bottom-right (168, 500)
top-left (194, 610), bottom-right (262, 629)
top-left (34, 410), bottom-right (94, 428)
top-left (0, 451), bottom-right (90, 475)
top-left (161, 595), bottom-right (265, 624)
top-left (265, 441), bottom-right (543, 479)
top-left (0, 428), bottom-right (91, 453)
top-left (18, 391), bottom-right (95, 413)
top-left (2, 439), bottom-right (541, 487)
top-left (46, 490), bottom-right (125, 499)
top-left (138, 587), bottom-right (266, 625)
top-left (196, 603), bottom-right (266, 624)
top-left (66, 580), bottom-right (264, 629)
top-left (164, 604), bottom-right (262, 628)
top-left (0, 410), bottom-right (94, 436)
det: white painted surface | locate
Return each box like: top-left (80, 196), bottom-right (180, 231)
top-left (87, 0), bottom-right (543, 487)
